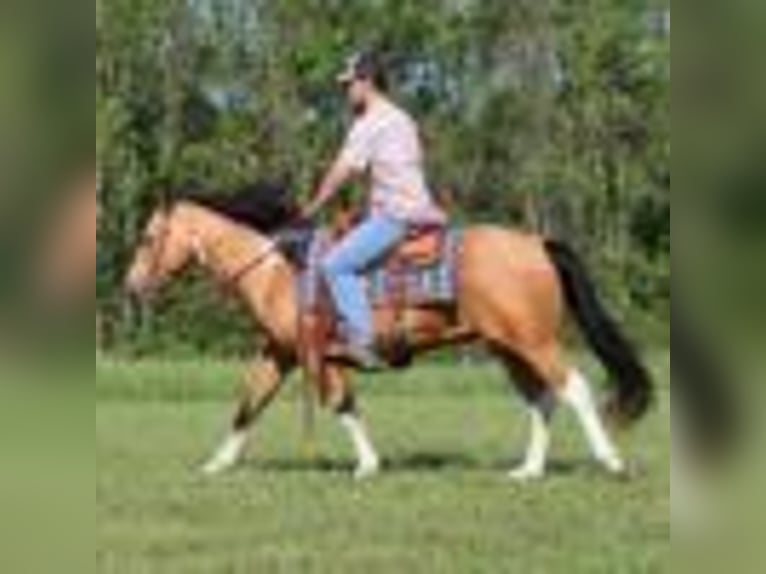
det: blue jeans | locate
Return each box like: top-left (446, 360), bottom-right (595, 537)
top-left (321, 214), bottom-right (408, 346)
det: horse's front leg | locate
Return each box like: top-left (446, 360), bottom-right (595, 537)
top-left (323, 365), bottom-right (381, 480)
top-left (202, 353), bottom-right (289, 476)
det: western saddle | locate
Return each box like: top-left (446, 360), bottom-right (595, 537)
top-left (296, 210), bottom-right (452, 376)
top-left (330, 206), bottom-right (445, 268)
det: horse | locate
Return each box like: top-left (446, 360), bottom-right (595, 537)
top-left (124, 183), bottom-right (654, 480)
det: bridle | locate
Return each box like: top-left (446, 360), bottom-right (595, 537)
top-left (135, 206), bottom-right (174, 294)
top-left (137, 204), bottom-right (302, 296)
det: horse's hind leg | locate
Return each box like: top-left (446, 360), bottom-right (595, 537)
top-left (202, 353), bottom-right (288, 476)
top-left (500, 351), bottom-right (560, 481)
top-left (560, 368), bottom-right (625, 475)
top-left (324, 366), bottom-right (381, 480)
top-left (503, 344), bottom-right (625, 478)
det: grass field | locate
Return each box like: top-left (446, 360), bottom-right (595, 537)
top-left (97, 353), bottom-right (669, 573)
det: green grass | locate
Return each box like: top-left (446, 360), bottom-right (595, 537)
top-left (97, 354), bottom-right (669, 573)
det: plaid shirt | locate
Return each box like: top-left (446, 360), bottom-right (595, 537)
top-left (339, 99), bottom-right (446, 224)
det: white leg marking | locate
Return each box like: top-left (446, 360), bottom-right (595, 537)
top-left (562, 370), bottom-right (625, 475)
top-left (340, 413), bottom-right (380, 480)
top-left (509, 394), bottom-right (556, 482)
top-left (202, 431), bottom-right (247, 476)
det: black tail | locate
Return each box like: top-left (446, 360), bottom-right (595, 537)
top-left (545, 240), bottom-right (654, 424)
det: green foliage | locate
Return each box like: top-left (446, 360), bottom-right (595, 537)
top-left (98, 0), bottom-right (669, 354)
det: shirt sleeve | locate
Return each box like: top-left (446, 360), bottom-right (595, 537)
top-left (338, 120), bottom-right (373, 171)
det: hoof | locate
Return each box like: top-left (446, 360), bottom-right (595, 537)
top-left (602, 458), bottom-right (637, 482)
top-left (201, 462), bottom-right (225, 476)
top-left (353, 461), bottom-right (381, 481)
top-left (201, 458), bottom-right (236, 477)
top-left (200, 433), bottom-right (246, 477)
top-left (508, 466), bottom-right (545, 482)
top-left (602, 457), bottom-right (628, 478)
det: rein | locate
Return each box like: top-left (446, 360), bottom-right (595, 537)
top-left (213, 239), bottom-right (282, 293)
top-left (204, 222), bottom-right (310, 293)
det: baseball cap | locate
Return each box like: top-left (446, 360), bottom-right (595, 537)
top-left (336, 50), bottom-right (385, 86)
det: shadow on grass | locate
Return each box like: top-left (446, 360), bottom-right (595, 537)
top-left (242, 451), bottom-right (592, 477)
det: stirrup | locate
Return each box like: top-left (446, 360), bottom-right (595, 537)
top-left (325, 343), bottom-right (386, 372)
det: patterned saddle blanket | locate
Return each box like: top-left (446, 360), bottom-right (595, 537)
top-left (296, 226), bottom-right (461, 312)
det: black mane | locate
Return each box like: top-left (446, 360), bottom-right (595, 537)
top-left (182, 180), bottom-right (300, 234)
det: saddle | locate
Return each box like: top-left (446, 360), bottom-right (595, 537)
top-left (295, 221), bottom-right (460, 373)
top-left (328, 205), bottom-right (445, 269)
top-left (389, 226), bottom-right (445, 268)
top-left (275, 223), bottom-right (444, 270)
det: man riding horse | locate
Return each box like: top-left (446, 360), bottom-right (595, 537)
top-left (124, 51), bottom-right (653, 480)
top-left (302, 50), bottom-right (448, 370)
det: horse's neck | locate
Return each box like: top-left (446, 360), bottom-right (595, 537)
top-left (194, 210), bottom-right (270, 278)
top-left (191, 207), bottom-right (297, 345)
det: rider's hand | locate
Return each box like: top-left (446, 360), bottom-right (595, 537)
top-left (299, 201), bottom-right (320, 224)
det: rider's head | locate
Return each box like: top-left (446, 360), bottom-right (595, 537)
top-left (337, 50), bottom-right (388, 114)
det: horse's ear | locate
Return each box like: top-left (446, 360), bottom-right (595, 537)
top-left (153, 175), bottom-right (178, 214)
top-left (157, 190), bottom-right (174, 214)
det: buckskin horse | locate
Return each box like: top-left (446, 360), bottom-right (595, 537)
top-left (124, 182), bottom-right (653, 480)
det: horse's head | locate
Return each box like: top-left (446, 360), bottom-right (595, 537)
top-left (124, 202), bottom-right (196, 300)
top-left (125, 180), bottom-right (300, 300)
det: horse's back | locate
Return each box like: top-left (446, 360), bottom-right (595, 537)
top-left (460, 225), bottom-right (552, 273)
